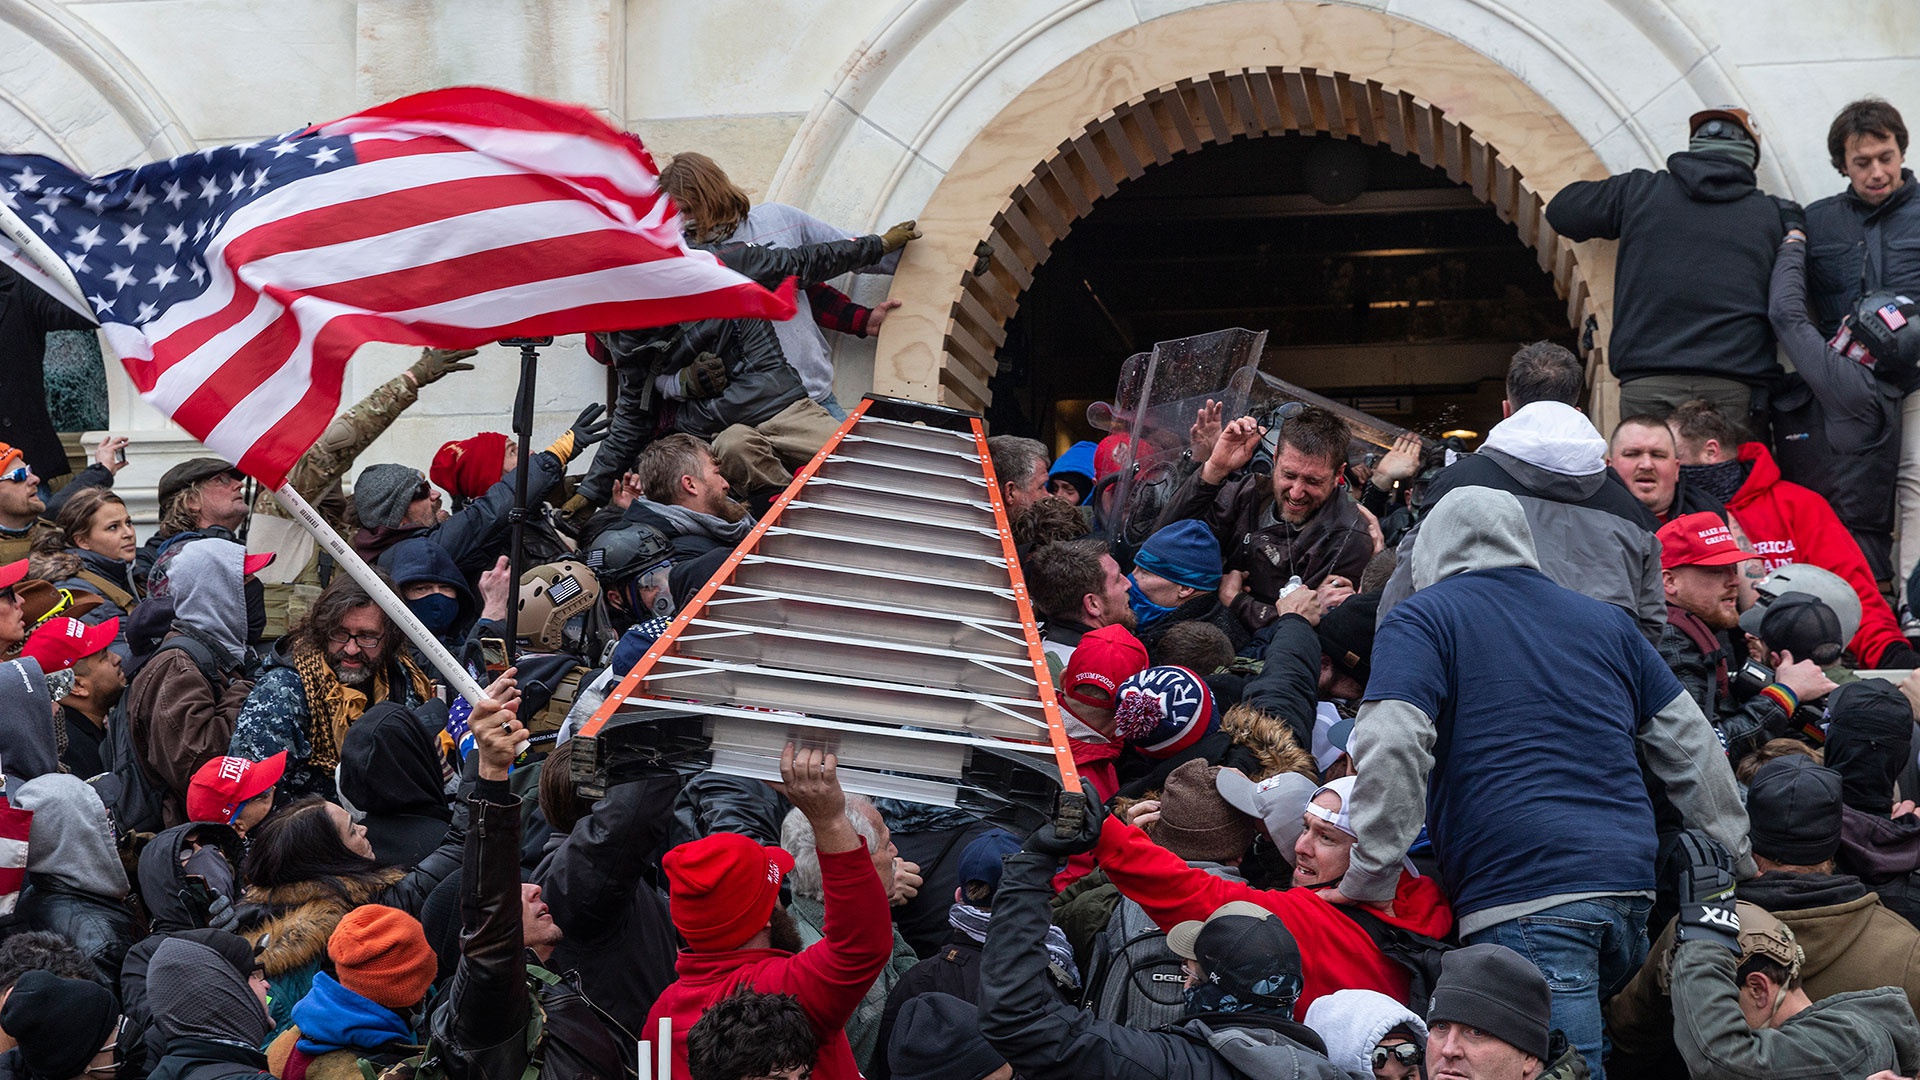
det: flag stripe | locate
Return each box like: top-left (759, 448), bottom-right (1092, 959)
top-left (0, 86), bottom-right (795, 488)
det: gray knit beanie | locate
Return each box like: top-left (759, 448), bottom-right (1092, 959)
top-left (354, 463), bottom-right (425, 530)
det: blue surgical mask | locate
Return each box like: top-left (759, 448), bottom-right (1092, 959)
top-left (1128, 576), bottom-right (1179, 630)
top-left (406, 594), bottom-right (461, 634)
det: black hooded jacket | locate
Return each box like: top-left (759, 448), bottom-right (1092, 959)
top-left (531, 773), bottom-right (681, 1036)
top-left (1547, 150), bottom-right (1787, 385)
top-left (339, 703), bottom-right (454, 869)
top-left (583, 234), bottom-right (887, 505)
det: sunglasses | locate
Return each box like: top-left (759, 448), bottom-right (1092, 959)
top-left (0, 464), bottom-right (29, 484)
top-left (1372, 1043), bottom-right (1423, 1070)
top-left (0, 586), bottom-right (14, 605)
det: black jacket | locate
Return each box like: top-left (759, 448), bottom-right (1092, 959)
top-left (869, 931), bottom-right (984, 1080)
top-left (979, 849), bottom-right (1341, 1080)
top-left (585, 234), bottom-right (886, 504)
top-left (0, 266), bottom-right (99, 480)
top-left (145, 1037), bottom-right (273, 1080)
top-left (431, 782), bottom-right (631, 1080)
top-left (532, 773), bottom-right (681, 1038)
top-left (1769, 236), bottom-right (1903, 535)
top-left (339, 703), bottom-right (454, 869)
top-left (17, 880), bottom-right (141, 992)
top-left (1805, 169), bottom-right (1920, 353)
top-left (1546, 151), bottom-right (1786, 385)
top-left (669, 772), bottom-right (786, 849)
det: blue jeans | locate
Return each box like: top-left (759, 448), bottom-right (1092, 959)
top-left (1462, 895), bottom-right (1650, 1080)
top-left (817, 392), bottom-right (848, 421)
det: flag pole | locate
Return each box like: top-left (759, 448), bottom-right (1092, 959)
top-left (272, 484), bottom-right (487, 705)
top-left (0, 196), bottom-right (488, 707)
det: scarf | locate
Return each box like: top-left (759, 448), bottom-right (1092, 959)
top-left (1681, 459), bottom-right (1749, 506)
top-left (292, 972), bottom-right (416, 1054)
top-left (1127, 577), bottom-right (1179, 632)
top-left (949, 903), bottom-right (1080, 983)
top-left (291, 642), bottom-right (428, 774)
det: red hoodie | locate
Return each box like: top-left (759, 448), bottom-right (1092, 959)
top-left (1725, 442), bottom-right (1905, 666)
top-left (644, 844), bottom-right (892, 1080)
top-left (1092, 817), bottom-right (1453, 1017)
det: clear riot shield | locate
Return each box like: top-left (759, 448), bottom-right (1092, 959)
top-left (1087, 328), bottom-right (1268, 551)
top-left (1227, 367), bottom-right (1426, 462)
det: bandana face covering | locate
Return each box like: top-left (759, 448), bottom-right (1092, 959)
top-left (1127, 576), bottom-right (1179, 631)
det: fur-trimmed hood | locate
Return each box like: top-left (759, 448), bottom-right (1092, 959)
top-left (239, 870), bottom-right (405, 976)
top-left (1221, 704), bottom-right (1318, 781)
top-left (26, 549), bottom-right (81, 585)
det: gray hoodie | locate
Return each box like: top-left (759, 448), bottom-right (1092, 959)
top-left (1407, 486), bottom-right (1539, 589)
top-left (148, 936), bottom-right (271, 1048)
top-left (170, 539), bottom-right (249, 664)
top-left (15, 773), bottom-right (130, 899)
top-left (636, 498), bottom-right (754, 545)
top-left (0, 658), bottom-right (61, 792)
top-left (1303, 989), bottom-right (1427, 1080)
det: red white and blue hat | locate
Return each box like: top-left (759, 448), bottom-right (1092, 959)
top-left (1112, 665), bottom-right (1217, 759)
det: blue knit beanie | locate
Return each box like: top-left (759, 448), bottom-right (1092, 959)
top-left (1133, 520), bottom-right (1223, 591)
top-left (1048, 441), bottom-right (1100, 504)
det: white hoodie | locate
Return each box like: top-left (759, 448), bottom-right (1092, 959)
top-left (1479, 401), bottom-right (1607, 477)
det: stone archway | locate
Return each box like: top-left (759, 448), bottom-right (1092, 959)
top-left (938, 69), bottom-right (1599, 413)
top-left (850, 1), bottom-right (1635, 421)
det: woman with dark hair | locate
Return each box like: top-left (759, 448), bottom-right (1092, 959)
top-left (233, 793), bottom-right (459, 1035)
top-left (29, 486), bottom-right (141, 661)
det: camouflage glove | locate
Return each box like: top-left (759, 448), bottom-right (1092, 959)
top-left (408, 347), bottom-right (479, 387)
top-left (880, 220), bottom-right (921, 254)
top-left (678, 352), bottom-right (730, 399)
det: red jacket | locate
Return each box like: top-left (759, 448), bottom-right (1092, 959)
top-left (645, 843), bottom-right (892, 1080)
top-left (1091, 818), bottom-right (1453, 1017)
top-left (1726, 442), bottom-right (1905, 666)
top-left (1052, 736), bottom-right (1121, 891)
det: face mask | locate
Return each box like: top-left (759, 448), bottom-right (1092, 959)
top-left (1127, 576), bottom-right (1179, 630)
top-left (244, 576), bottom-right (266, 644)
top-left (406, 594), bottom-right (461, 634)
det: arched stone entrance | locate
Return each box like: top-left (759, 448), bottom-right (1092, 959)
top-left (853, 1), bottom-right (1630, 421)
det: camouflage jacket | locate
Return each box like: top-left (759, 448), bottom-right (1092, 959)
top-left (251, 371), bottom-right (419, 534)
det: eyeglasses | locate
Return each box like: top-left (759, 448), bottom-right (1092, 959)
top-left (326, 629), bottom-right (386, 650)
top-left (0, 586), bottom-right (14, 605)
top-left (1372, 1043), bottom-right (1423, 1070)
top-left (0, 464), bottom-right (30, 484)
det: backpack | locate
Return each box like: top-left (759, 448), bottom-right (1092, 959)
top-left (1333, 904), bottom-right (1454, 1018)
top-left (1083, 894), bottom-right (1195, 1031)
top-left (103, 633), bottom-right (228, 836)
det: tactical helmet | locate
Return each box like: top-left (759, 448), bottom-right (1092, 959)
top-left (1734, 902), bottom-right (1804, 980)
top-left (1834, 292), bottom-right (1920, 385)
top-left (583, 521), bottom-right (672, 585)
top-left (516, 560), bottom-right (601, 651)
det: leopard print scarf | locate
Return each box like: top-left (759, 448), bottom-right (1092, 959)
top-left (290, 641), bottom-right (429, 773)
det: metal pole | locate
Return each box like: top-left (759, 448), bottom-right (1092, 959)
top-left (506, 342), bottom-right (539, 666)
top-left (273, 483), bottom-right (485, 704)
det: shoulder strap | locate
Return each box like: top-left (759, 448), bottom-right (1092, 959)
top-left (74, 569), bottom-right (134, 610)
top-left (158, 632), bottom-right (229, 687)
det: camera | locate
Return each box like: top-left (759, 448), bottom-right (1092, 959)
top-left (1729, 658), bottom-right (1775, 702)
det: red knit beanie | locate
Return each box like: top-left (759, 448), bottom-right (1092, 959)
top-left (664, 832), bottom-right (795, 952)
top-left (328, 905), bottom-right (437, 1009)
top-left (431, 432), bottom-right (510, 500)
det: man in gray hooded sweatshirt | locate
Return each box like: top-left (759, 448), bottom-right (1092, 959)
top-left (14, 773), bottom-right (140, 990)
top-left (1333, 487), bottom-right (1753, 1080)
top-left (123, 539), bottom-right (255, 827)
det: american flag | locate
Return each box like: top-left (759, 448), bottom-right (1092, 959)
top-left (0, 87), bottom-right (796, 487)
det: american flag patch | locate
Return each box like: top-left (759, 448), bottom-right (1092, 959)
top-left (547, 574), bottom-right (582, 605)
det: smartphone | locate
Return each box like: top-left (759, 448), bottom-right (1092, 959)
top-left (113, 445), bottom-right (127, 465)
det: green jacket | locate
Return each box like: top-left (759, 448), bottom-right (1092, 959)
top-left (1672, 938), bottom-right (1920, 1080)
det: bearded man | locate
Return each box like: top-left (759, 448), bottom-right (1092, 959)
top-left (228, 572), bottom-right (431, 800)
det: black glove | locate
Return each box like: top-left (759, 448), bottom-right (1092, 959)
top-left (1773, 196), bottom-right (1806, 236)
top-left (1673, 829), bottom-right (1740, 953)
top-left (678, 352), bottom-right (730, 399)
top-left (568, 402), bottom-right (611, 449)
top-left (1877, 642), bottom-right (1920, 670)
top-left (1021, 789), bottom-right (1106, 860)
top-left (972, 239), bottom-right (993, 277)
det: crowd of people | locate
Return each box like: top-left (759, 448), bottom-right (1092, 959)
top-left (0, 100), bottom-right (1912, 1080)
